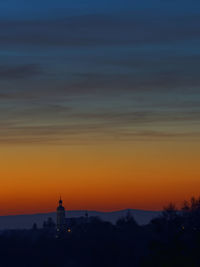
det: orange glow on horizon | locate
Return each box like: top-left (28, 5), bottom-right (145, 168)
top-left (0, 140), bottom-right (200, 215)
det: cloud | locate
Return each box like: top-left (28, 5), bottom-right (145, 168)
top-left (0, 124), bottom-right (199, 145)
top-left (59, 68), bottom-right (200, 96)
top-left (0, 2), bottom-right (199, 145)
top-left (0, 105), bottom-right (200, 144)
top-left (0, 12), bottom-right (199, 47)
top-left (0, 64), bottom-right (42, 79)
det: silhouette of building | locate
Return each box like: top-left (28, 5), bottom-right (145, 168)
top-left (56, 197), bottom-right (66, 233)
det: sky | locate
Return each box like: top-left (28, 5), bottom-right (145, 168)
top-left (0, 0), bottom-right (200, 215)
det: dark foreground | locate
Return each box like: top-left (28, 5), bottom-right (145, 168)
top-left (1, 198), bottom-right (200, 267)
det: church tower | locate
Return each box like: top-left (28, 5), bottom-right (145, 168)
top-left (56, 197), bottom-right (66, 232)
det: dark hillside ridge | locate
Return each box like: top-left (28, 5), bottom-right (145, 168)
top-left (0, 209), bottom-right (160, 230)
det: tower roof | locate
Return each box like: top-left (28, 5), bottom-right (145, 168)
top-left (57, 197), bottom-right (65, 211)
top-left (59, 197), bottom-right (62, 205)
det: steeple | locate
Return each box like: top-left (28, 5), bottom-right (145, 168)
top-left (57, 197), bottom-right (66, 233)
top-left (59, 196), bottom-right (63, 206)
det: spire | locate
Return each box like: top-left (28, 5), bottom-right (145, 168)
top-left (59, 196), bottom-right (62, 206)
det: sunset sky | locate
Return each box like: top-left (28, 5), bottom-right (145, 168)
top-left (0, 0), bottom-right (200, 215)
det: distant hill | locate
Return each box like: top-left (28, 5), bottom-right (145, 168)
top-left (0, 209), bottom-right (161, 230)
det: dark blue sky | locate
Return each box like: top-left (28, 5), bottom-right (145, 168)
top-left (0, 0), bottom-right (200, 144)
